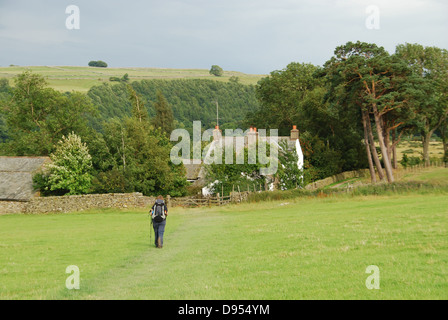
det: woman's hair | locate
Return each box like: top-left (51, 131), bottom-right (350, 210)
top-left (157, 195), bottom-right (164, 200)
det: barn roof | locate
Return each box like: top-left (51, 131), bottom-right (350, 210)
top-left (0, 157), bottom-right (50, 201)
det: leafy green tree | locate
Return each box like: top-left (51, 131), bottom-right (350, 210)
top-left (209, 65), bottom-right (224, 77)
top-left (275, 140), bottom-right (304, 190)
top-left (1, 71), bottom-right (96, 156)
top-left (395, 43), bottom-right (448, 166)
top-left (36, 133), bottom-right (93, 195)
top-left (251, 62), bottom-right (321, 135)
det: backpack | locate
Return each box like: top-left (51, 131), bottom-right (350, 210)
top-left (152, 201), bottom-right (166, 223)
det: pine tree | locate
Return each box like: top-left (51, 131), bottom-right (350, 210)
top-left (127, 85), bottom-right (149, 123)
top-left (152, 90), bottom-right (175, 137)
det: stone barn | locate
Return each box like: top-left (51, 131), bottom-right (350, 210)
top-left (0, 157), bottom-right (50, 213)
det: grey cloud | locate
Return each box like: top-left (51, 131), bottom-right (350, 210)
top-left (0, 0), bottom-right (447, 73)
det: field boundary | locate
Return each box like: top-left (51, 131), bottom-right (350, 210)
top-left (0, 193), bottom-right (155, 215)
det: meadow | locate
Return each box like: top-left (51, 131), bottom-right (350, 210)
top-left (1, 172), bottom-right (447, 300)
top-left (0, 66), bottom-right (265, 92)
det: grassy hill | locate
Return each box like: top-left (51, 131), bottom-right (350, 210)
top-left (0, 66), bottom-right (265, 92)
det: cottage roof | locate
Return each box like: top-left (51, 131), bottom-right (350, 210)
top-left (0, 157), bottom-right (50, 201)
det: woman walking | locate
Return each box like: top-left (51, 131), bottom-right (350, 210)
top-left (150, 195), bottom-right (168, 248)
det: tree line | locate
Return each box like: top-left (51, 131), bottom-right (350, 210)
top-left (246, 42), bottom-right (448, 184)
top-left (87, 79), bottom-right (260, 132)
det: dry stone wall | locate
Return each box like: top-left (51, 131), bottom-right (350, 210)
top-left (0, 193), bottom-right (155, 215)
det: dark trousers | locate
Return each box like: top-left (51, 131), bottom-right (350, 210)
top-left (153, 220), bottom-right (166, 247)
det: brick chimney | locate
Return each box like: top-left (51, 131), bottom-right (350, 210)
top-left (213, 126), bottom-right (222, 141)
top-left (291, 125), bottom-right (299, 141)
top-left (245, 127), bottom-right (258, 147)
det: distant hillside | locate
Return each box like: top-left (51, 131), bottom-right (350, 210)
top-left (88, 79), bottom-right (260, 130)
top-left (0, 66), bottom-right (265, 92)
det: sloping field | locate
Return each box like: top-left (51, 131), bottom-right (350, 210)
top-left (1, 191), bottom-right (447, 300)
top-left (0, 66), bottom-right (265, 92)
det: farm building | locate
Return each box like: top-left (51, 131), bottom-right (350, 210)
top-left (184, 126), bottom-right (304, 194)
top-left (0, 157), bottom-right (50, 202)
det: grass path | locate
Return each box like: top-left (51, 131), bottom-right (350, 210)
top-left (1, 193), bottom-right (447, 300)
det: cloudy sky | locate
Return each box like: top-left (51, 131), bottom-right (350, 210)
top-left (0, 0), bottom-right (447, 74)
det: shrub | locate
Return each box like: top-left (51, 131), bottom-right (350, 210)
top-left (88, 60), bottom-right (108, 68)
top-left (400, 154), bottom-right (422, 168)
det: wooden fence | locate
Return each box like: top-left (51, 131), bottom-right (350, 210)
top-left (167, 191), bottom-right (252, 208)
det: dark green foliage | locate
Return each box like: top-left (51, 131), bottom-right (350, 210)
top-left (1, 72), bottom-right (96, 156)
top-left (229, 76), bottom-right (239, 83)
top-left (0, 78), bottom-right (11, 143)
top-left (209, 65), bottom-right (224, 77)
top-left (249, 62), bottom-right (322, 135)
top-left (88, 60), bottom-right (108, 68)
top-left (400, 154), bottom-right (422, 168)
top-left (152, 90), bottom-right (175, 137)
top-left (109, 74), bottom-right (129, 83)
top-left (87, 79), bottom-right (259, 131)
top-left (33, 173), bottom-right (66, 197)
top-left (128, 85), bottom-right (149, 123)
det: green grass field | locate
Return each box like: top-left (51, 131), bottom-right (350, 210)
top-left (1, 187), bottom-right (447, 300)
top-left (0, 66), bottom-right (265, 92)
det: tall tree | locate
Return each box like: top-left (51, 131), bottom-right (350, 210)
top-left (323, 41), bottom-right (412, 183)
top-left (128, 85), bottom-right (149, 123)
top-left (1, 71), bottom-right (95, 156)
top-left (252, 62), bottom-right (321, 135)
top-left (152, 90), bottom-right (175, 137)
top-left (395, 43), bottom-right (448, 166)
